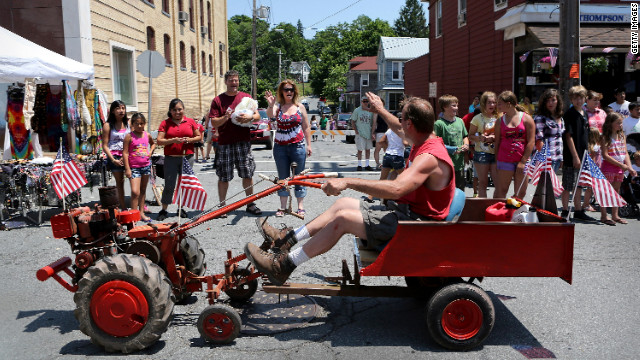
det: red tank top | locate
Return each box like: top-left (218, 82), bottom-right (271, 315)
top-left (397, 137), bottom-right (455, 220)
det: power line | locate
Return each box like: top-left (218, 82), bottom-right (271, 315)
top-left (306, 0), bottom-right (365, 30)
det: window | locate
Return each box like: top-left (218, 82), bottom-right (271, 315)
top-left (361, 73), bottom-right (369, 87)
top-left (435, 0), bottom-right (442, 37)
top-left (209, 54), bottom-right (213, 75)
top-left (389, 93), bottom-right (404, 111)
top-left (201, 51), bottom-right (206, 75)
top-left (458, 0), bottom-right (467, 26)
top-left (189, 0), bottom-right (194, 30)
top-left (146, 27), bottom-right (156, 50)
top-left (219, 42), bottom-right (225, 77)
top-left (392, 61), bottom-right (404, 81)
top-left (164, 34), bottom-right (172, 65)
top-left (207, 2), bottom-right (212, 40)
top-left (179, 41), bottom-right (186, 70)
top-left (494, 0), bottom-right (507, 11)
top-left (191, 46), bottom-right (196, 72)
top-left (110, 43), bottom-right (137, 109)
top-left (162, 0), bottom-right (169, 14)
top-left (199, 0), bottom-right (204, 28)
top-left (178, 0), bottom-right (183, 11)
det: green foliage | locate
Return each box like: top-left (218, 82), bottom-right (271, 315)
top-left (393, 0), bottom-right (429, 38)
top-left (582, 56), bottom-right (609, 76)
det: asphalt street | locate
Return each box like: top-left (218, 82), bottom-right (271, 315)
top-left (0, 137), bottom-right (638, 359)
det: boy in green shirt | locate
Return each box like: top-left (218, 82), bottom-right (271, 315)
top-left (434, 94), bottom-right (469, 190)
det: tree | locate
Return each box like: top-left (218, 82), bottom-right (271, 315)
top-left (296, 20), bottom-right (304, 38)
top-left (394, 0), bottom-right (429, 38)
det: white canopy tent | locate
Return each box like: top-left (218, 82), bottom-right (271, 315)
top-left (0, 26), bottom-right (94, 159)
top-left (0, 25), bottom-right (94, 82)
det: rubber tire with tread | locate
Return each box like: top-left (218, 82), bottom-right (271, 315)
top-left (224, 268), bottom-right (258, 302)
top-left (425, 282), bottom-right (495, 351)
top-left (73, 254), bottom-right (174, 353)
top-left (175, 234), bottom-right (207, 303)
top-left (197, 304), bottom-right (242, 344)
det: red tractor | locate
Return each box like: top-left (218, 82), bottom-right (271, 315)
top-left (37, 173), bottom-right (331, 352)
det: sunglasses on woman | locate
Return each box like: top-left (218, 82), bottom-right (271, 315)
top-left (283, 88), bottom-right (295, 93)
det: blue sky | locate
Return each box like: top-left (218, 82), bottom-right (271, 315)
top-left (227, 0), bottom-right (430, 38)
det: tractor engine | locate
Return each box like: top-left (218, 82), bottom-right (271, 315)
top-left (49, 186), bottom-right (140, 281)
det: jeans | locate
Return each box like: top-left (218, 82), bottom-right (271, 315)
top-left (273, 142), bottom-right (307, 198)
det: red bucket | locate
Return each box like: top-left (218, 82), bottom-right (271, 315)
top-left (485, 202), bottom-right (516, 222)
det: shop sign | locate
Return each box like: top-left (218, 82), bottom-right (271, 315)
top-left (580, 14), bottom-right (629, 23)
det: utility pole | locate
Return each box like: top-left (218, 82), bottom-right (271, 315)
top-left (251, 0), bottom-right (257, 99)
top-left (278, 49), bottom-right (282, 84)
top-left (559, 0), bottom-right (580, 110)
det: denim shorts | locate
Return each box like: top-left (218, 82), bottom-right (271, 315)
top-left (108, 155), bottom-right (125, 172)
top-left (382, 154), bottom-right (405, 170)
top-left (497, 160), bottom-right (518, 171)
top-left (131, 165), bottom-right (151, 178)
top-left (474, 152), bottom-right (496, 165)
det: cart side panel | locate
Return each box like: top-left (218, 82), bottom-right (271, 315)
top-left (360, 222), bottom-right (574, 284)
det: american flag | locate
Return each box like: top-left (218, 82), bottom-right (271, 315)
top-left (549, 47), bottom-right (559, 67)
top-left (578, 153), bottom-right (627, 208)
top-left (602, 47), bottom-right (616, 53)
top-left (51, 146), bottom-right (87, 199)
top-left (527, 144), bottom-right (564, 197)
top-left (519, 51), bottom-right (531, 63)
top-left (172, 159), bottom-right (207, 211)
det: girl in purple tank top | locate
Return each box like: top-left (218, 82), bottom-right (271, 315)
top-left (123, 113), bottom-right (156, 222)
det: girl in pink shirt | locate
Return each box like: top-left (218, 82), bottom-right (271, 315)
top-left (123, 113), bottom-right (156, 222)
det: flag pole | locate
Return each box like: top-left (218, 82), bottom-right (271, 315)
top-left (59, 138), bottom-right (66, 212)
top-left (541, 139), bottom-right (549, 210)
top-left (567, 150), bottom-right (587, 221)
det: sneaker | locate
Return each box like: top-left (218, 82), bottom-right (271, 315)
top-left (357, 166), bottom-right (363, 171)
top-left (255, 217), bottom-right (296, 252)
top-left (560, 210), bottom-right (569, 219)
top-left (178, 209), bottom-right (189, 218)
top-left (244, 242), bottom-right (296, 286)
top-left (573, 210), bottom-right (595, 222)
top-left (365, 166), bottom-right (373, 171)
top-left (157, 209), bottom-right (169, 221)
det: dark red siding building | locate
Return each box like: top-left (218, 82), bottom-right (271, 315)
top-left (410, 0), bottom-right (636, 114)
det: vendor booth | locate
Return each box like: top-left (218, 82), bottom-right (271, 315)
top-left (0, 26), bottom-right (107, 227)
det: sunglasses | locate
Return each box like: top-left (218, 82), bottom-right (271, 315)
top-left (362, 99), bottom-right (369, 103)
top-left (283, 88), bottom-right (295, 93)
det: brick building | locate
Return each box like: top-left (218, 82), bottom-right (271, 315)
top-left (407, 0), bottom-right (635, 114)
top-left (0, 0), bottom-right (229, 129)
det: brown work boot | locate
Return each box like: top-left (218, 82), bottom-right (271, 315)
top-left (244, 242), bottom-right (296, 286)
top-left (255, 217), bottom-right (297, 252)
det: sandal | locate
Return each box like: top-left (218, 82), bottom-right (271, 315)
top-left (296, 209), bottom-right (306, 217)
top-left (613, 218), bottom-right (628, 224)
top-left (275, 209), bottom-right (285, 217)
top-left (601, 219), bottom-right (616, 226)
top-left (246, 203), bottom-right (262, 216)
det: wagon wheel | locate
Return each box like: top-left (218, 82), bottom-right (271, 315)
top-left (73, 254), bottom-right (174, 353)
top-left (175, 234), bottom-right (207, 304)
top-left (425, 282), bottom-right (495, 351)
top-left (197, 304), bottom-right (242, 344)
top-left (405, 277), bottom-right (462, 300)
top-left (224, 268), bottom-right (258, 302)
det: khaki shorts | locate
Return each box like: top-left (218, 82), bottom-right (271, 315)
top-left (355, 135), bottom-right (373, 151)
top-left (360, 200), bottom-right (412, 251)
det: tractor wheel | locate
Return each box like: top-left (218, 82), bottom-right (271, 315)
top-left (197, 304), bottom-right (241, 344)
top-left (224, 268), bottom-right (258, 302)
top-left (425, 282), bottom-right (495, 351)
top-left (73, 254), bottom-right (174, 353)
top-left (175, 234), bottom-right (207, 304)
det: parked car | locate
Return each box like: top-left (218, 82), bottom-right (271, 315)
top-left (250, 118), bottom-right (274, 149)
top-left (336, 113), bottom-right (355, 144)
top-left (300, 98), bottom-right (310, 111)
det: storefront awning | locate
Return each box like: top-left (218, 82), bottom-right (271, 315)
top-left (527, 25), bottom-right (630, 48)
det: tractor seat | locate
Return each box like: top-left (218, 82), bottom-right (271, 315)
top-left (354, 189), bottom-right (466, 267)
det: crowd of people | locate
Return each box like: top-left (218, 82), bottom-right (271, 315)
top-left (100, 69), bottom-right (640, 229)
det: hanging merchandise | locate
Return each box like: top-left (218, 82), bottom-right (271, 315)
top-left (22, 78), bottom-right (35, 129)
top-left (97, 89), bottom-right (108, 123)
top-left (31, 84), bottom-right (48, 135)
top-left (6, 86), bottom-right (34, 159)
top-left (43, 85), bottom-right (65, 152)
